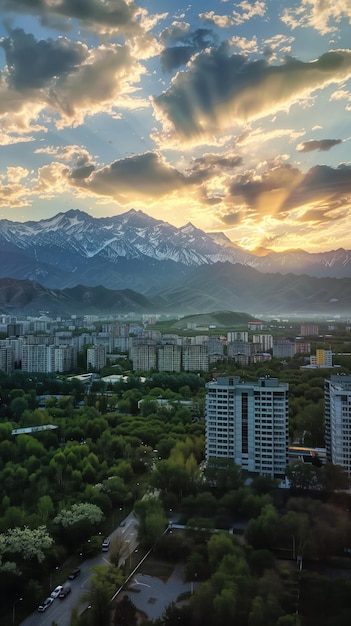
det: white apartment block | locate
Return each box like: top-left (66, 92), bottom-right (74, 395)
top-left (205, 376), bottom-right (289, 477)
top-left (87, 345), bottom-right (107, 371)
top-left (325, 374), bottom-right (351, 477)
top-left (21, 344), bottom-right (48, 372)
top-left (253, 334), bottom-right (273, 351)
top-left (129, 344), bottom-right (157, 371)
top-left (182, 345), bottom-right (208, 372)
top-left (227, 331), bottom-right (249, 342)
top-left (0, 345), bottom-right (15, 373)
top-left (157, 344), bottom-right (182, 372)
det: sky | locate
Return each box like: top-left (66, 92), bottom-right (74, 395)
top-left (1, 1), bottom-right (351, 254)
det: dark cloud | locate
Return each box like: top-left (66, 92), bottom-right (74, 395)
top-left (160, 27), bottom-right (217, 71)
top-left (70, 165), bottom-right (95, 179)
top-left (229, 163), bottom-right (351, 217)
top-left (154, 48), bottom-right (351, 139)
top-left (74, 152), bottom-right (188, 200)
top-left (282, 164), bottom-right (351, 211)
top-left (0, 28), bottom-right (86, 90)
top-left (219, 211), bottom-right (243, 225)
top-left (0, 0), bottom-right (140, 32)
top-left (297, 139), bottom-right (342, 152)
top-left (229, 164), bottom-right (301, 208)
top-left (160, 46), bottom-right (197, 72)
top-left (190, 153), bottom-right (242, 172)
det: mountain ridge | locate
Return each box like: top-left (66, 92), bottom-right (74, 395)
top-left (0, 209), bottom-right (350, 293)
top-left (0, 264), bottom-right (350, 316)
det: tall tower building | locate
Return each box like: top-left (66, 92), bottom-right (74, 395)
top-left (157, 344), bottom-right (181, 372)
top-left (87, 345), bottom-right (106, 371)
top-left (182, 345), bottom-right (208, 372)
top-left (205, 376), bottom-right (289, 477)
top-left (325, 374), bottom-right (351, 476)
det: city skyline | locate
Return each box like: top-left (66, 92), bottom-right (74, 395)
top-left (1, 1), bottom-right (351, 254)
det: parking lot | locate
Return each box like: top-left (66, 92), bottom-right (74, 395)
top-left (122, 563), bottom-right (194, 621)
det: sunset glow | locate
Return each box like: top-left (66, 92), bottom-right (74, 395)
top-left (1, 1), bottom-right (351, 253)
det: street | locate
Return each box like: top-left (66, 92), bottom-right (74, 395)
top-left (19, 511), bottom-right (139, 626)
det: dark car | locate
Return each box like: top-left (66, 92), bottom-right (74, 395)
top-left (59, 585), bottom-right (71, 599)
top-left (68, 567), bottom-right (81, 580)
top-left (38, 597), bottom-right (54, 612)
top-left (102, 537), bottom-right (110, 552)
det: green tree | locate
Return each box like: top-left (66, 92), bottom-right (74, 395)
top-left (134, 497), bottom-right (167, 547)
top-left (81, 564), bottom-right (123, 626)
top-left (37, 495), bottom-right (54, 523)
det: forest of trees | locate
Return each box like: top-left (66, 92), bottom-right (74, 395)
top-left (0, 356), bottom-right (351, 625)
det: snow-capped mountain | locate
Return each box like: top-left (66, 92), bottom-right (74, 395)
top-left (0, 208), bottom-right (350, 291)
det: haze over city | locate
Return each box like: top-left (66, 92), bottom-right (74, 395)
top-left (1, 1), bottom-right (351, 255)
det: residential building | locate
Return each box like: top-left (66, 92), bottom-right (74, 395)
top-left (0, 345), bottom-right (15, 373)
top-left (252, 334), bottom-right (273, 351)
top-left (227, 331), bottom-right (249, 343)
top-left (87, 345), bottom-right (106, 371)
top-left (130, 343), bottom-right (157, 371)
top-left (182, 345), bottom-right (208, 372)
top-left (21, 344), bottom-right (48, 372)
top-left (273, 338), bottom-right (296, 358)
top-left (295, 340), bottom-right (311, 354)
top-left (205, 376), bottom-right (289, 477)
top-left (325, 374), bottom-right (351, 477)
top-left (316, 349), bottom-right (333, 367)
top-left (157, 344), bottom-right (182, 372)
top-left (300, 323), bottom-right (319, 336)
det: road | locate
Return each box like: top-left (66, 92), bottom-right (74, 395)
top-left (20, 511), bottom-right (139, 626)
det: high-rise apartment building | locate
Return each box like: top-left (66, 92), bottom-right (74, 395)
top-left (129, 343), bottom-right (157, 371)
top-left (300, 323), bottom-right (319, 336)
top-left (157, 344), bottom-right (182, 372)
top-left (252, 334), bottom-right (273, 351)
top-left (325, 374), bottom-right (351, 477)
top-left (87, 345), bottom-right (106, 371)
top-left (316, 349), bottom-right (333, 367)
top-left (205, 376), bottom-right (289, 477)
top-left (182, 345), bottom-right (208, 372)
top-left (21, 344), bottom-right (48, 372)
top-left (273, 338), bottom-right (296, 358)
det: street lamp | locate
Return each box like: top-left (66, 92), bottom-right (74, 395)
top-left (50, 566), bottom-right (59, 588)
top-left (12, 597), bottom-right (23, 626)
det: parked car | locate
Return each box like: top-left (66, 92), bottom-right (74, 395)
top-left (38, 597), bottom-right (54, 612)
top-left (50, 585), bottom-right (63, 599)
top-left (101, 537), bottom-right (110, 551)
top-left (59, 585), bottom-right (71, 599)
top-left (68, 567), bottom-right (81, 580)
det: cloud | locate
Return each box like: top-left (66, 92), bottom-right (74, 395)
top-left (297, 206), bottom-right (348, 225)
top-left (0, 0), bottom-right (146, 37)
top-left (153, 48), bottom-right (351, 144)
top-left (281, 0), bottom-right (351, 35)
top-left (229, 163), bottom-right (351, 219)
top-left (159, 26), bottom-right (217, 71)
top-left (0, 28), bottom-right (87, 90)
top-left (0, 29), bottom-right (147, 135)
top-left (199, 1), bottom-right (266, 27)
top-left (72, 152), bottom-right (190, 202)
top-left (218, 210), bottom-right (243, 225)
top-left (188, 152), bottom-right (243, 175)
top-left (0, 166), bottom-right (32, 207)
top-left (34, 145), bottom-right (93, 165)
top-left (297, 139), bottom-right (342, 152)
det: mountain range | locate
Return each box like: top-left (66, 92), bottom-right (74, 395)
top-left (0, 209), bottom-right (351, 315)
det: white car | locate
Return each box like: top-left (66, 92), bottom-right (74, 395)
top-left (38, 597), bottom-right (54, 612)
top-left (50, 585), bottom-right (63, 599)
